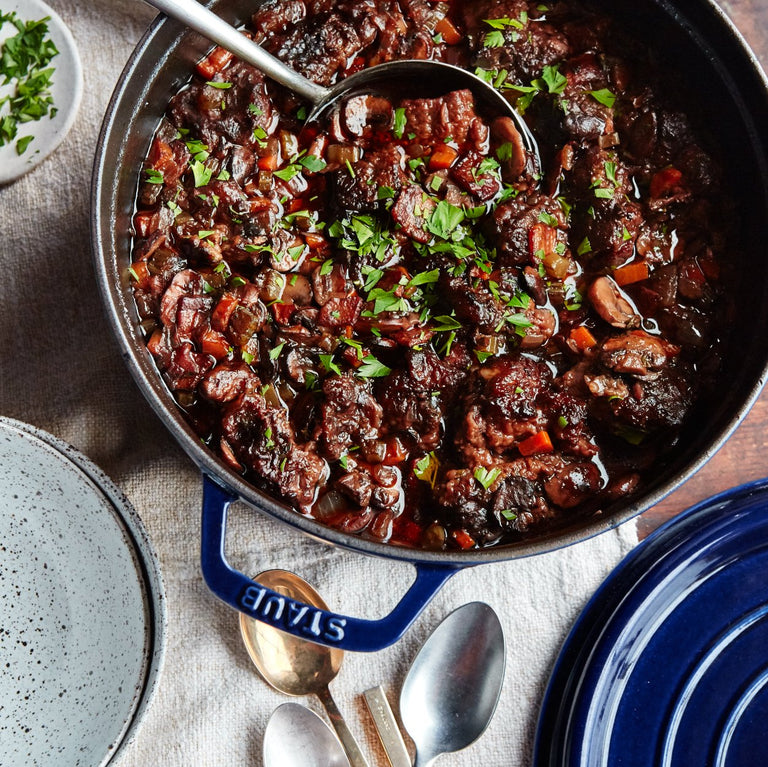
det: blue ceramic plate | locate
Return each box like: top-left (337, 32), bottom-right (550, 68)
top-left (535, 478), bottom-right (768, 766)
top-left (0, 417), bottom-right (165, 766)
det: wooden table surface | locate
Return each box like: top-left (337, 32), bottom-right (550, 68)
top-left (637, 0), bottom-right (768, 537)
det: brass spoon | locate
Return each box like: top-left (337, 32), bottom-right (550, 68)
top-left (239, 570), bottom-right (369, 767)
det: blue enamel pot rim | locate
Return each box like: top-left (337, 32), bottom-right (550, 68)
top-left (91, 0), bottom-right (768, 649)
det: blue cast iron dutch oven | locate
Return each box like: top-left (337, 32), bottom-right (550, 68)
top-left (92, 0), bottom-right (768, 652)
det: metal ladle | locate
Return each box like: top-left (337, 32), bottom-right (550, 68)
top-left (143, 0), bottom-right (537, 153)
top-left (239, 570), bottom-right (369, 767)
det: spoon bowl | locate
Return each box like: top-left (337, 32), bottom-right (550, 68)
top-left (400, 602), bottom-right (506, 767)
top-left (143, 0), bottom-right (537, 155)
top-left (263, 702), bottom-right (351, 767)
top-left (239, 570), bottom-right (369, 767)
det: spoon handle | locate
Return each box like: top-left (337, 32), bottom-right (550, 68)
top-left (317, 685), bottom-right (371, 767)
top-left (141, 0), bottom-right (330, 105)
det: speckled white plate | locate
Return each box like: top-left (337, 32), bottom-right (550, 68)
top-left (0, 417), bottom-right (165, 766)
top-left (0, 0), bottom-right (83, 184)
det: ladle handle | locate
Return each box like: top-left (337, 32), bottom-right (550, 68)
top-left (142, 0), bottom-right (330, 104)
top-left (317, 686), bottom-right (370, 767)
top-left (200, 476), bottom-right (459, 652)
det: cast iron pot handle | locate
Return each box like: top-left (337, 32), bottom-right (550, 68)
top-left (200, 475), bottom-right (460, 652)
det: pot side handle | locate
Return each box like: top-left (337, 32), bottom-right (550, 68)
top-left (199, 475), bottom-right (459, 652)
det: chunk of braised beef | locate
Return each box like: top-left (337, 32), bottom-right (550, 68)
top-left (333, 144), bottom-right (408, 213)
top-left (270, 6), bottom-right (380, 86)
top-left (160, 270), bottom-right (214, 342)
top-left (559, 53), bottom-right (615, 141)
top-left (251, 0), bottom-right (306, 36)
top-left (316, 374), bottom-right (383, 460)
top-left (567, 147), bottom-right (641, 267)
top-left (450, 150), bottom-right (501, 201)
top-left (435, 469), bottom-right (500, 545)
top-left (391, 186), bottom-right (436, 243)
top-left (608, 369), bottom-right (692, 431)
top-left (489, 193), bottom-right (564, 266)
top-left (169, 61), bottom-right (273, 148)
top-left (335, 470), bottom-right (373, 507)
top-left (490, 475), bottom-right (545, 532)
top-left (200, 363), bottom-right (254, 404)
top-left (465, 1), bottom-right (569, 82)
top-left (440, 274), bottom-right (504, 333)
top-left (376, 371), bottom-right (442, 449)
top-left (222, 380), bottom-right (327, 508)
top-left (400, 89), bottom-right (478, 146)
top-left (455, 357), bottom-right (553, 465)
top-left (165, 342), bottom-right (214, 391)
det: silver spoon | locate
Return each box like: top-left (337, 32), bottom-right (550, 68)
top-left (264, 702), bottom-right (351, 767)
top-left (142, 0), bottom-right (537, 152)
top-left (399, 602), bottom-right (505, 767)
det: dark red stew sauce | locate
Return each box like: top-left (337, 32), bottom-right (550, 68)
top-left (131, 0), bottom-right (729, 549)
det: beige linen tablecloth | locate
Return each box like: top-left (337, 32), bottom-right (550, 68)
top-left (0, 2), bottom-right (638, 764)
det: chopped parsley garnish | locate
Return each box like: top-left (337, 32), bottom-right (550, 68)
top-left (0, 11), bottom-right (59, 153)
top-left (144, 168), bottom-right (164, 184)
top-left (206, 80), bottom-right (232, 89)
top-left (319, 353), bottom-right (342, 375)
top-left (298, 154), bottom-right (327, 173)
top-left (190, 159), bottom-right (213, 187)
top-left (538, 210), bottom-right (559, 227)
top-left (269, 342), bottom-right (285, 360)
top-left (393, 107), bottom-right (407, 139)
top-left (414, 451), bottom-right (439, 488)
top-left (577, 237), bottom-right (592, 256)
top-left (474, 466), bottom-right (502, 490)
top-left (588, 88), bottom-right (616, 107)
top-left (356, 355), bottom-right (392, 378)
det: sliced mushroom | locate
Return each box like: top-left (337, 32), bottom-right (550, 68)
top-left (588, 276), bottom-right (641, 328)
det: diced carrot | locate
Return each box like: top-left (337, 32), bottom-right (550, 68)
top-left (383, 436), bottom-right (408, 465)
top-left (133, 211), bottom-right (155, 239)
top-left (429, 144), bottom-right (459, 170)
top-left (528, 221), bottom-right (558, 257)
top-left (128, 261), bottom-right (150, 287)
top-left (569, 325), bottom-right (597, 351)
top-left (518, 430), bottom-right (554, 457)
top-left (304, 232), bottom-right (327, 250)
top-left (196, 46), bottom-right (234, 80)
top-left (211, 293), bottom-right (239, 332)
top-left (271, 301), bottom-right (296, 325)
top-left (650, 166), bottom-right (684, 198)
top-left (434, 16), bottom-right (463, 45)
top-left (148, 138), bottom-right (174, 172)
top-left (257, 154), bottom-right (279, 171)
top-left (614, 261), bottom-right (649, 287)
top-left (452, 529), bottom-right (477, 550)
top-left (341, 346), bottom-right (362, 368)
top-left (200, 328), bottom-right (230, 360)
top-left (147, 329), bottom-right (164, 357)
top-left (392, 518), bottom-right (423, 548)
top-left (288, 197), bottom-right (307, 213)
